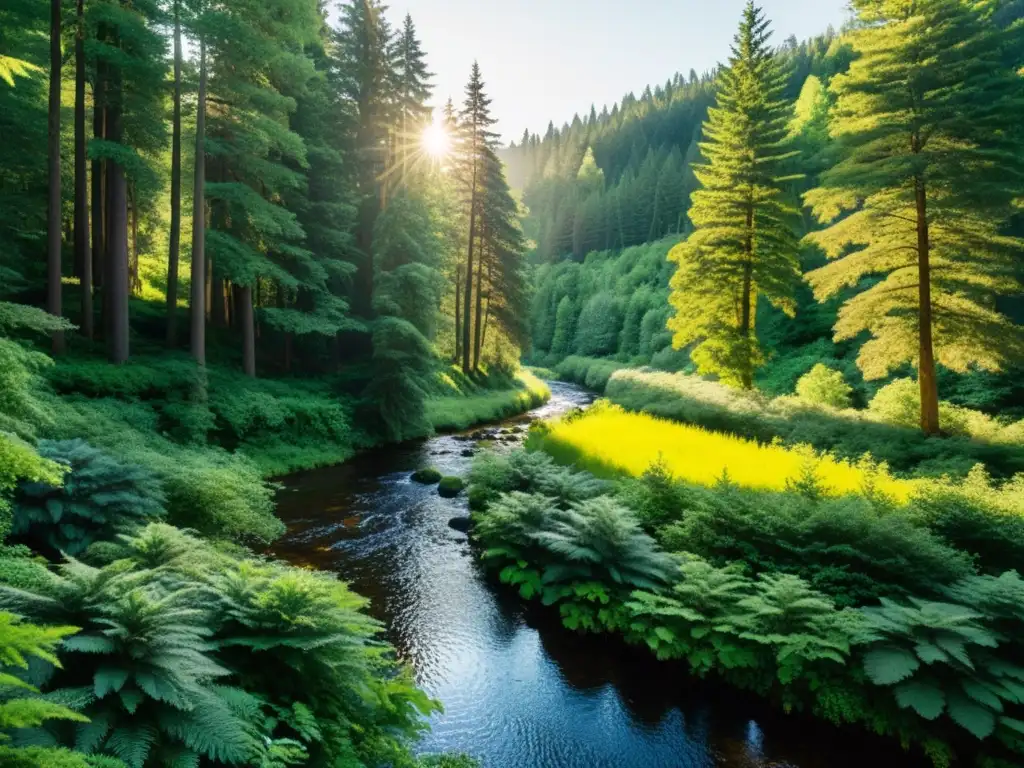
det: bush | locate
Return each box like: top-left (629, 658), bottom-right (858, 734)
top-left (795, 364), bottom-right (852, 409)
top-left (438, 476), bottom-right (465, 498)
top-left (468, 449), bottom-right (608, 510)
top-left (426, 370), bottom-right (550, 431)
top-left (553, 356), bottom-right (626, 392)
top-left (12, 440), bottom-right (166, 556)
top-left (0, 524), bottom-right (438, 768)
top-left (412, 467), bottom-right (443, 484)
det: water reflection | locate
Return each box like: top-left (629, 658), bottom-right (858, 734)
top-left (273, 382), bottom-right (924, 768)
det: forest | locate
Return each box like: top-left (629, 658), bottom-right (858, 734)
top-left (2, 0), bottom-right (1024, 766)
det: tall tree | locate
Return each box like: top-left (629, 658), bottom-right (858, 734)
top-left (46, 0), bottom-right (63, 354)
top-left (166, 0), bottom-right (183, 347)
top-left (190, 27), bottom-right (206, 365)
top-left (393, 13), bottom-right (431, 175)
top-left (74, 0), bottom-right (92, 340)
top-left (666, 1), bottom-right (800, 389)
top-left (455, 61), bottom-right (498, 373)
top-left (334, 0), bottom-right (394, 318)
top-left (804, 0), bottom-right (1024, 434)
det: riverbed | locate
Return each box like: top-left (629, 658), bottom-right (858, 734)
top-left (272, 381), bottom-right (923, 768)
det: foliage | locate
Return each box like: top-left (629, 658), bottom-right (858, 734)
top-left (795, 364), bottom-right (852, 409)
top-left (0, 524), bottom-right (440, 767)
top-left (667, 2), bottom-right (801, 388)
top-left (13, 441), bottom-right (165, 557)
top-left (468, 447), bottom-right (608, 511)
top-left (426, 370), bottom-right (549, 432)
top-left (803, 0), bottom-right (1024, 432)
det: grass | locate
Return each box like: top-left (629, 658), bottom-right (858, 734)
top-left (427, 370), bottom-right (550, 431)
top-left (529, 402), bottom-right (917, 502)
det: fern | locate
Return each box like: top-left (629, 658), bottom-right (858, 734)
top-left (13, 441), bottom-right (165, 557)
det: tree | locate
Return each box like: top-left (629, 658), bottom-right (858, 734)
top-left (393, 14), bottom-right (431, 174)
top-left (47, 0), bottom-right (63, 354)
top-left (454, 62), bottom-right (498, 373)
top-left (804, 0), bottom-right (1024, 434)
top-left (334, 0), bottom-right (395, 318)
top-left (166, 0), bottom-right (184, 347)
top-left (667, 1), bottom-right (800, 389)
top-left (73, 0), bottom-right (92, 341)
top-left (190, 19), bottom-right (207, 366)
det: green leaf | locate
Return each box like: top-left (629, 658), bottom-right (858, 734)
top-left (893, 680), bottom-right (945, 720)
top-left (864, 646), bottom-right (920, 686)
top-left (946, 694), bottom-right (996, 739)
top-left (95, 667), bottom-right (130, 698)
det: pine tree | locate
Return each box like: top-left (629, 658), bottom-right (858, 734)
top-left (334, 0), bottom-right (395, 318)
top-left (392, 14), bottom-right (431, 175)
top-left (73, 0), bottom-right (92, 341)
top-left (804, 0), bottom-right (1024, 434)
top-left (667, 1), bottom-right (800, 389)
top-left (454, 62), bottom-right (498, 373)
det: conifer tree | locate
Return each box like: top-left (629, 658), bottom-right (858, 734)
top-left (667, 1), bottom-right (800, 388)
top-left (454, 62), bottom-right (498, 373)
top-left (804, 0), bottom-right (1024, 434)
top-left (393, 14), bottom-right (431, 174)
top-left (73, 0), bottom-right (92, 341)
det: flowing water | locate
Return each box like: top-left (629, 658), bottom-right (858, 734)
top-left (272, 381), bottom-right (922, 768)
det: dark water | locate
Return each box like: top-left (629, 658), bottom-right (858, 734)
top-left (272, 381), bottom-right (922, 768)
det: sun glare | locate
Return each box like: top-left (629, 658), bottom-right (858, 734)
top-left (422, 120), bottom-right (450, 159)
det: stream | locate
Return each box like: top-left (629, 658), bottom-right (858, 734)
top-left (272, 381), bottom-right (922, 768)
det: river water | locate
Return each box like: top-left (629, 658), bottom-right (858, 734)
top-left (271, 381), bottom-right (922, 768)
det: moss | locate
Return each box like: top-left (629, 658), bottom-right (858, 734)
top-left (437, 476), bottom-right (465, 498)
top-left (411, 467), bottom-right (442, 484)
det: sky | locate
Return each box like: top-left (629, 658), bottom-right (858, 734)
top-left (387, 0), bottom-right (852, 143)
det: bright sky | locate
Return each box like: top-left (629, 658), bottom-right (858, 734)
top-left (388, 0), bottom-right (853, 143)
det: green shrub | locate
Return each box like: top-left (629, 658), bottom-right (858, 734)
top-left (438, 476), bottom-right (465, 498)
top-left (0, 524), bottom-right (438, 768)
top-left (553, 356), bottom-right (626, 392)
top-left (795, 364), bottom-right (853, 409)
top-left (13, 440), bottom-right (166, 556)
top-left (468, 449), bottom-right (607, 510)
top-left (412, 467), bottom-right (443, 484)
top-left (426, 370), bottom-right (549, 431)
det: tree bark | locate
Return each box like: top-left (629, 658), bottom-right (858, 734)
top-left (211, 272), bottom-right (226, 327)
top-left (738, 204), bottom-right (754, 390)
top-left (74, 0), bottom-right (92, 340)
top-left (473, 230), bottom-right (485, 371)
top-left (461, 126), bottom-right (479, 373)
top-left (91, 48), bottom-right (105, 304)
top-left (105, 52), bottom-right (130, 365)
top-left (47, 0), bottom-right (64, 354)
top-left (915, 177), bottom-right (940, 435)
top-left (166, 0), bottom-right (182, 347)
top-left (453, 264), bottom-right (462, 364)
top-left (190, 36), bottom-right (207, 365)
top-left (239, 285), bottom-right (256, 377)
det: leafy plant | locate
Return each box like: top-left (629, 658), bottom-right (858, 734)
top-left (13, 441), bottom-right (166, 556)
top-left (795, 364), bottom-right (852, 409)
top-left (856, 597), bottom-right (1024, 741)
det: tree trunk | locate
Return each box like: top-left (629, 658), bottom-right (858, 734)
top-left (91, 48), bottom-right (105, 302)
top-left (461, 132), bottom-right (479, 373)
top-left (190, 36), bottom-right (207, 365)
top-left (105, 50), bottom-right (130, 365)
top-left (738, 205), bottom-right (754, 390)
top-left (129, 184), bottom-right (139, 294)
top-left (75, 0), bottom-right (92, 340)
top-left (454, 264), bottom-right (462, 364)
top-left (481, 262), bottom-right (492, 351)
top-left (915, 177), bottom-right (940, 435)
top-left (473, 232), bottom-right (485, 372)
top-left (239, 285), bottom-right (256, 377)
top-left (211, 272), bottom-right (226, 327)
top-left (47, 0), bottom-right (64, 354)
top-left (166, 0), bottom-right (182, 347)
